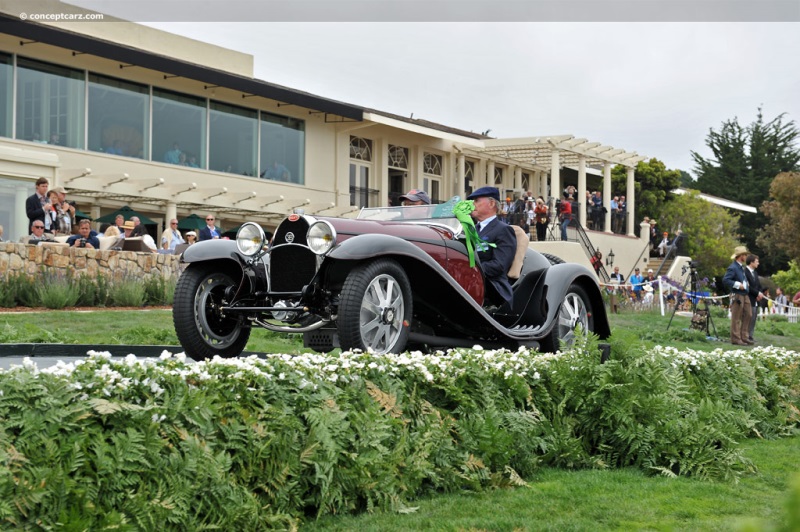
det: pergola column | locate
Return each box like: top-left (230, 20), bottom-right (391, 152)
top-left (165, 202), bottom-right (177, 226)
top-left (603, 163), bottom-right (612, 233)
top-left (550, 150), bottom-right (560, 202)
top-left (626, 167), bottom-right (636, 236)
top-left (487, 161), bottom-right (495, 188)
top-left (577, 155), bottom-right (587, 228)
top-left (515, 167), bottom-right (522, 195)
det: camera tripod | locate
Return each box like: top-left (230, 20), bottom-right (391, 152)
top-left (666, 266), bottom-right (718, 338)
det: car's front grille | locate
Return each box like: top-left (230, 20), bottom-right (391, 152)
top-left (270, 245), bottom-right (317, 293)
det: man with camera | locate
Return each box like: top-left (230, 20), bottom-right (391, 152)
top-left (67, 219), bottom-right (100, 249)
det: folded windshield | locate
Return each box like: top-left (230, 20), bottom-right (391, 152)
top-left (357, 196), bottom-right (463, 233)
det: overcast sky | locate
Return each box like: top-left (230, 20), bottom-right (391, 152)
top-left (132, 21), bottom-right (799, 176)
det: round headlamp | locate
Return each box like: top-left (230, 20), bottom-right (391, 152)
top-left (307, 221), bottom-right (336, 255)
top-left (236, 222), bottom-right (266, 256)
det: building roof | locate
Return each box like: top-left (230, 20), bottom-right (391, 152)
top-left (672, 188), bottom-right (757, 213)
top-left (0, 14), bottom-right (364, 121)
top-left (482, 135), bottom-right (646, 169)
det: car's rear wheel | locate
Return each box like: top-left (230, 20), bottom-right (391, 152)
top-left (540, 283), bottom-right (593, 352)
top-left (338, 259), bottom-right (412, 354)
top-left (173, 264), bottom-right (251, 360)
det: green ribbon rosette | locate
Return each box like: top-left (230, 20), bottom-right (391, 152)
top-left (453, 200), bottom-right (495, 267)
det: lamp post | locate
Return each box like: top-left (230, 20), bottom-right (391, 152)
top-left (606, 249), bottom-right (615, 267)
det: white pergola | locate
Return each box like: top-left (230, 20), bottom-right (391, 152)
top-left (478, 135), bottom-right (647, 236)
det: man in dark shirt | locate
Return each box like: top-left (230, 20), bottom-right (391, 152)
top-left (66, 219), bottom-right (100, 249)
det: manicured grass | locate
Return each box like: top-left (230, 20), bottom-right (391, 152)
top-left (305, 436), bottom-right (800, 531)
top-left (0, 308), bottom-right (306, 354)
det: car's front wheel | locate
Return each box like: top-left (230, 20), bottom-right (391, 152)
top-left (337, 259), bottom-right (412, 354)
top-left (173, 264), bottom-right (251, 360)
top-left (540, 283), bottom-right (594, 352)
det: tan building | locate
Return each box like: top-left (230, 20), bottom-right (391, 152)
top-left (0, 1), bottom-right (645, 273)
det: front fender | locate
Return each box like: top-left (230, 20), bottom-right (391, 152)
top-left (539, 263), bottom-right (611, 339)
top-left (181, 240), bottom-right (244, 264)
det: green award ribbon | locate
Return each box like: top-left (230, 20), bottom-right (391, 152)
top-left (453, 200), bottom-right (495, 267)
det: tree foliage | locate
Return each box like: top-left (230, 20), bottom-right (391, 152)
top-left (611, 158), bottom-right (681, 223)
top-left (657, 190), bottom-right (742, 276)
top-left (758, 172), bottom-right (800, 261)
top-left (692, 108), bottom-right (800, 273)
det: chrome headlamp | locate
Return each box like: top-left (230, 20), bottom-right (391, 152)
top-left (307, 221), bottom-right (336, 255)
top-left (236, 222), bottom-right (266, 256)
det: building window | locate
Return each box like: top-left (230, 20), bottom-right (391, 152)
top-left (0, 53), bottom-right (10, 138)
top-left (494, 166), bottom-right (504, 185)
top-left (464, 160), bottom-right (475, 196)
top-left (209, 101), bottom-right (257, 176)
top-left (260, 111), bottom-right (304, 184)
top-left (152, 88), bottom-right (206, 168)
top-left (388, 145), bottom-right (408, 169)
top-left (349, 136), bottom-right (372, 161)
top-left (88, 74), bottom-right (149, 159)
top-left (16, 57), bottom-right (85, 148)
top-left (423, 152), bottom-right (443, 176)
top-left (422, 177), bottom-right (441, 204)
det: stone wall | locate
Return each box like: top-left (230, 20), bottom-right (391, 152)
top-left (0, 242), bottom-right (182, 283)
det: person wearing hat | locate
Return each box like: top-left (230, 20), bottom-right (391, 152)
top-left (121, 220), bottom-right (136, 239)
top-left (185, 231), bottom-right (197, 245)
top-left (722, 245), bottom-right (753, 345)
top-left (466, 186), bottom-right (517, 307)
top-left (642, 282), bottom-right (654, 306)
top-left (398, 189), bottom-right (431, 206)
top-left (645, 268), bottom-right (659, 292)
top-left (630, 267), bottom-right (644, 301)
top-left (534, 196), bottom-right (549, 241)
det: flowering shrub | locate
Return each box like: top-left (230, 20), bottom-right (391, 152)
top-left (0, 340), bottom-right (798, 528)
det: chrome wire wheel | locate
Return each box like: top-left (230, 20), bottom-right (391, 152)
top-left (338, 259), bottom-right (412, 354)
top-left (556, 290), bottom-right (590, 345)
top-left (358, 273), bottom-right (405, 352)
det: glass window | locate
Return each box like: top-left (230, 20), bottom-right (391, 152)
top-left (423, 153), bottom-right (443, 176)
top-left (350, 163), bottom-right (376, 208)
top-left (16, 57), bottom-right (85, 148)
top-left (388, 145), bottom-right (408, 169)
top-left (494, 166), bottom-right (504, 185)
top-left (0, 53), bottom-right (11, 138)
top-left (88, 74), bottom-right (149, 159)
top-left (209, 101), bottom-right (257, 176)
top-left (152, 88), bottom-right (206, 168)
top-left (260, 111), bottom-right (304, 184)
top-left (349, 136), bottom-right (372, 161)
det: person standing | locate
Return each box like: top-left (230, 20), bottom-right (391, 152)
top-left (559, 192), bottom-right (572, 241)
top-left (744, 254), bottom-right (763, 344)
top-left (609, 266), bottom-right (625, 314)
top-left (534, 197), bottom-right (549, 242)
top-left (722, 246), bottom-right (753, 346)
top-left (25, 177), bottom-right (50, 233)
top-left (199, 215), bottom-right (221, 241)
top-left (774, 287), bottom-right (788, 314)
top-left (66, 219), bottom-right (100, 249)
top-left (630, 267), bottom-right (644, 301)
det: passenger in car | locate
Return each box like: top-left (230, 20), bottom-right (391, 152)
top-left (467, 186), bottom-right (517, 307)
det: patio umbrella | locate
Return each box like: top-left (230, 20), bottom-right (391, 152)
top-left (94, 205), bottom-right (156, 225)
top-left (74, 209), bottom-right (92, 220)
top-left (177, 214), bottom-right (207, 231)
top-left (222, 225), bottom-right (242, 239)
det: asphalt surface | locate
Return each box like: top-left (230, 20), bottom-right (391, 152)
top-left (0, 344), bottom-right (184, 370)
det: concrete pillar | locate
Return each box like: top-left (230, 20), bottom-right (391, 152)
top-left (514, 167), bottom-right (522, 196)
top-left (487, 161), bottom-right (495, 189)
top-left (165, 202), bottom-right (177, 225)
top-left (626, 166), bottom-right (636, 236)
top-left (457, 153), bottom-right (465, 198)
top-left (550, 150), bottom-right (560, 202)
top-left (577, 156), bottom-right (587, 228)
top-left (603, 163), bottom-right (612, 233)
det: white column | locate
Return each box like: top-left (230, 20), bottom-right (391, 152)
top-left (626, 166), bottom-right (636, 236)
top-left (487, 161), bottom-right (495, 189)
top-left (537, 170), bottom-right (546, 199)
top-left (457, 154), bottom-right (465, 198)
top-left (550, 150), bottom-right (560, 202)
top-left (91, 205), bottom-right (101, 232)
top-left (165, 202), bottom-right (177, 225)
top-left (603, 163), bottom-right (612, 233)
top-left (514, 167), bottom-right (522, 196)
top-left (577, 155), bottom-right (587, 228)
top-left (15, 185), bottom-right (29, 240)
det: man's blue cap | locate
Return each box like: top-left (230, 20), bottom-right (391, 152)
top-left (467, 186), bottom-right (500, 202)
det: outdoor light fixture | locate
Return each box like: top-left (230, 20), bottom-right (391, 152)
top-left (233, 191), bottom-right (257, 205)
top-left (140, 178), bottom-right (165, 193)
top-left (105, 173), bottom-right (130, 187)
top-left (606, 249), bottom-right (615, 267)
top-left (261, 195), bottom-right (285, 208)
top-left (314, 202), bottom-right (337, 214)
top-left (203, 187), bottom-right (228, 201)
top-left (176, 182), bottom-right (197, 195)
top-left (290, 199), bottom-right (310, 210)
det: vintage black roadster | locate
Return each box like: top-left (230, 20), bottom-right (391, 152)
top-left (173, 201), bottom-right (610, 360)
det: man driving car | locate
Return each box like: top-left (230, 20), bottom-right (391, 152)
top-left (467, 186), bottom-right (517, 307)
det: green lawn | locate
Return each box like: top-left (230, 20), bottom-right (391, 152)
top-left (305, 436), bottom-right (800, 531)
